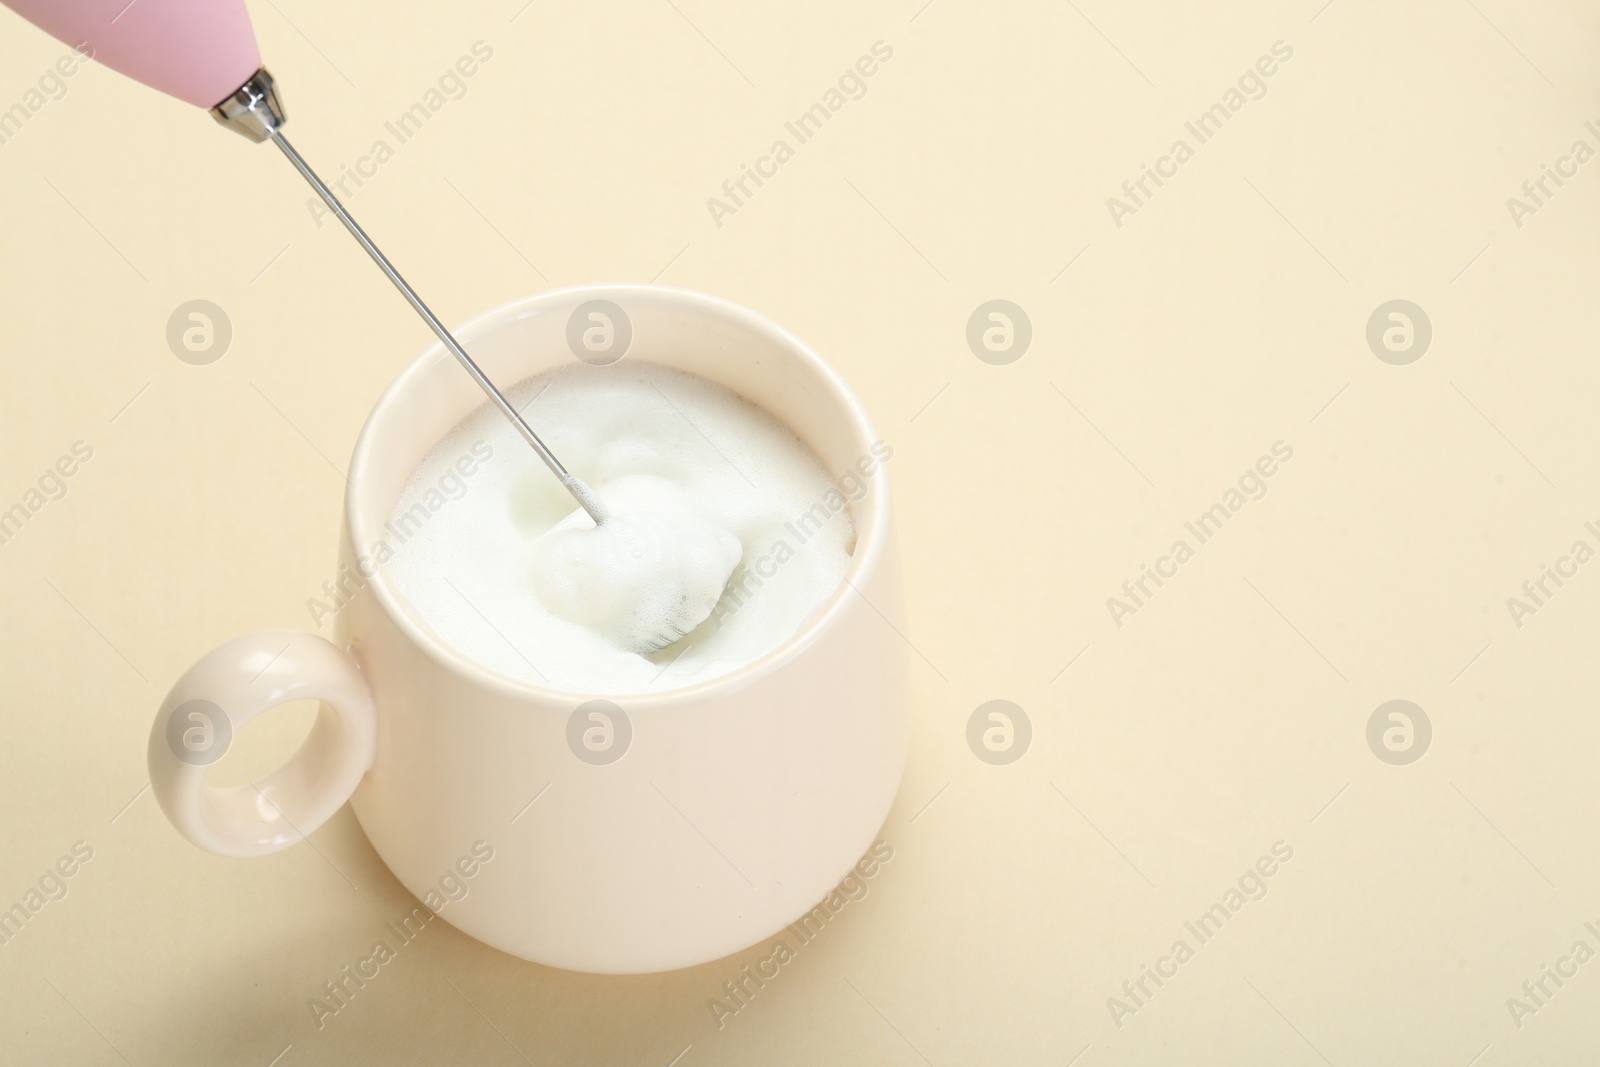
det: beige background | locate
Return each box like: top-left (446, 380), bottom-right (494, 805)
top-left (2, 0), bottom-right (1598, 1063)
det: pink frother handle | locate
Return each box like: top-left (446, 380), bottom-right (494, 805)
top-left (1, 0), bottom-right (261, 109)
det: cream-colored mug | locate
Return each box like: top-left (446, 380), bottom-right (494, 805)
top-left (146, 285), bottom-right (910, 974)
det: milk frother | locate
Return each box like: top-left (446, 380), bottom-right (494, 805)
top-left (1, 0), bottom-right (611, 525)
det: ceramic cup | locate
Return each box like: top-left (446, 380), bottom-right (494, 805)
top-left (146, 285), bottom-right (910, 973)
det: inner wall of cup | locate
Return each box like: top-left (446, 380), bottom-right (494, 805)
top-left (349, 288), bottom-right (881, 620)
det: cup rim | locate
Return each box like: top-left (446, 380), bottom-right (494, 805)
top-left (345, 284), bottom-right (890, 710)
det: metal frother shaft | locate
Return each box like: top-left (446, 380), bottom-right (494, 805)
top-left (212, 68), bottom-right (609, 526)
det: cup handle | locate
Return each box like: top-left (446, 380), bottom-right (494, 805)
top-left (147, 629), bottom-right (377, 857)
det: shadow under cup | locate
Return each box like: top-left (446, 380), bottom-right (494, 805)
top-left (339, 285), bottom-right (911, 973)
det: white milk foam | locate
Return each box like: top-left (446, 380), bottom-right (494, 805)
top-left (385, 362), bottom-right (855, 694)
top-left (529, 483), bottom-right (744, 654)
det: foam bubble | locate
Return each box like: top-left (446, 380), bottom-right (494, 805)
top-left (529, 475), bottom-right (744, 654)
